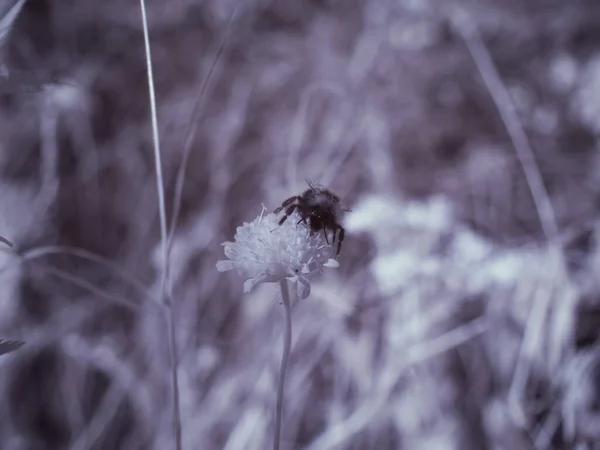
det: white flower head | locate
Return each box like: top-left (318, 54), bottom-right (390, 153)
top-left (216, 207), bottom-right (339, 299)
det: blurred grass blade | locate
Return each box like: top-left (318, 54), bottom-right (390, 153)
top-left (0, 0), bottom-right (27, 46)
top-left (0, 339), bottom-right (24, 356)
top-left (0, 0), bottom-right (27, 88)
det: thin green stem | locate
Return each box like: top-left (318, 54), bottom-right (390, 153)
top-left (274, 279), bottom-right (293, 450)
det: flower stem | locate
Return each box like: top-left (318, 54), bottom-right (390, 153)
top-left (274, 279), bottom-right (292, 450)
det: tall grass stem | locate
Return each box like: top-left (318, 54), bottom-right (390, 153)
top-left (139, 1), bottom-right (182, 449)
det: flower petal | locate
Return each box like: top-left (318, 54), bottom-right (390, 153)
top-left (323, 259), bottom-right (340, 268)
top-left (224, 245), bottom-right (238, 260)
top-left (243, 277), bottom-right (261, 293)
top-left (216, 260), bottom-right (235, 272)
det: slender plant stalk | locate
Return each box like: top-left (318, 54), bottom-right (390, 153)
top-left (454, 19), bottom-right (560, 243)
top-left (167, 2), bottom-right (239, 257)
top-left (139, 1), bottom-right (182, 449)
top-left (0, 338), bottom-right (24, 356)
top-left (274, 280), bottom-right (293, 450)
top-left (452, 18), bottom-right (565, 426)
top-left (0, 236), bottom-right (12, 247)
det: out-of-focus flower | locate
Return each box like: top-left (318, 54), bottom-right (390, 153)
top-left (216, 208), bottom-right (339, 299)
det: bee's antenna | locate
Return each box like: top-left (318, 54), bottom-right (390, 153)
top-left (305, 178), bottom-right (323, 191)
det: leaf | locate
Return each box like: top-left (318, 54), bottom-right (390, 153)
top-left (0, 338), bottom-right (24, 356)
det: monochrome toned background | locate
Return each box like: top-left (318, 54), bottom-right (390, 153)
top-left (1, 0), bottom-right (600, 449)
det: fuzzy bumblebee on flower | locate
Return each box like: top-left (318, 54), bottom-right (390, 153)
top-left (216, 181), bottom-right (347, 299)
top-left (216, 181), bottom-right (348, 450)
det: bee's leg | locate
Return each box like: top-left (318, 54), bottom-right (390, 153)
top-left (335, 226), bottom-right (345, 255)
top-left (322, 228), bottom-right (330, 244)
top-left (279, 204), bottom-right (298, 225)
top-left (296, 213), bottom-right (310, 226)
top-left (274, 196), bottom-right (300, 214)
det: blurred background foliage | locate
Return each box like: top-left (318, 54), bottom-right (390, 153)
top-left (1, 0), bottom-right (600, 449)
